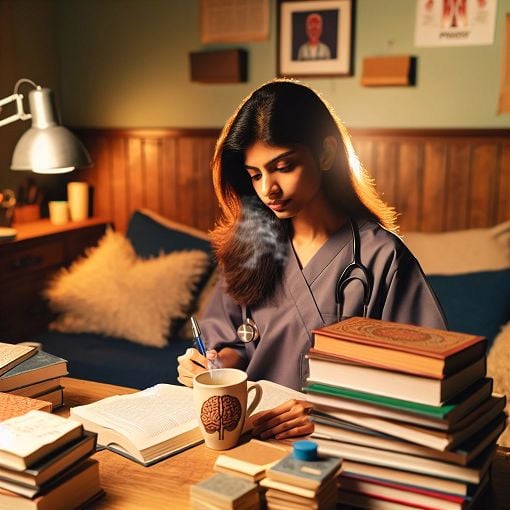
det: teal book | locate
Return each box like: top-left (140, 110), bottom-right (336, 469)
top-left (267, 453), bottom-right (341, 490)
top-left (304, 378), bottom-right (492, 427)
top-left (0, 351), bottom-right (68, 392)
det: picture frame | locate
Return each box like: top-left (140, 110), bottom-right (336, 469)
top-left (277, 0), bottom-right (355, 78)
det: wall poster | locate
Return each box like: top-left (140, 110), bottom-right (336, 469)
top-left (414, 0), bottom-right (497, 47)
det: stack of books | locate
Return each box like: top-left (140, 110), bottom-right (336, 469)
top-left (0, 344), bottom-right (68, 409)
top-left (190, 472), bottom-right (260, 510)
top-left (0, 410), bottom-right (101, 509)
top-left (305, 317), bottom-right (506, 510)
top-left (259, 442), bottom-right (341, 510)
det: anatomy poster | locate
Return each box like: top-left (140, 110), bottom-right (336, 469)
top-left (415, 0), bottom-right (497, 47)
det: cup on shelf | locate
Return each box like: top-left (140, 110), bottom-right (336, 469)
top-left (193, 368), bottom-right (263, 450)
top-left (48, 201), bottom-right (69, 225)
top-left (67, 182), bottom-right (89, 221)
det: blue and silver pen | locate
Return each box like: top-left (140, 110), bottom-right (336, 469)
top-left (190, 316), bottom-right (207, 357)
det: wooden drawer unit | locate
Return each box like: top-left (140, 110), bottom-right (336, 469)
top-left (0, 238), bottom-right (65, 278)
top-left (0, 218), bottom-right (109, 341)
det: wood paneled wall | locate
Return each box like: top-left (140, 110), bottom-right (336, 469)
top-left (75, 128), bottom-right (510, 233)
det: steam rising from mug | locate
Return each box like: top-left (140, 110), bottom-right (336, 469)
top-left (237, 196), bottom-right (288, 270)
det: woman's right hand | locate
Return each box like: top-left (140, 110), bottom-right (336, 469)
top-left (176, 348), bottom-right (218, 387)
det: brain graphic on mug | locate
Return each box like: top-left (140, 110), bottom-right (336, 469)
top-left (200, 394), bottom-right (242, 440)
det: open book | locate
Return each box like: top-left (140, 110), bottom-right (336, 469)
top-left (70, 380), bottom-right (304, 466)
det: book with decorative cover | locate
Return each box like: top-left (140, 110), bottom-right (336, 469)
top-left (312, 317), bottom-right (486, 378)
top-left (0, 393), bottom-right (52, 421)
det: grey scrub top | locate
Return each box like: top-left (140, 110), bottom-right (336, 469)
top-left (200, 220), bottom-right (447, 391)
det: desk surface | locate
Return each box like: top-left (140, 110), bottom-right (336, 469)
top-left (59, 377), bottom-right (510, 510)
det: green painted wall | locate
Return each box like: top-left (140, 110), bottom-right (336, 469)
top-left (58, 0), bottom-right (510, 129)
top-left (0, 0), bottom-right (62, 194)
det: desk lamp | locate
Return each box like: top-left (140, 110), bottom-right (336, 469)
top-left (0, 78), bottom-right (91, 173)
top-left (0, 79), bottom-right (92, 239)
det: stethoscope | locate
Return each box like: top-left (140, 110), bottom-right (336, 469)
top-left (236, 219), bottom-right (374, 343)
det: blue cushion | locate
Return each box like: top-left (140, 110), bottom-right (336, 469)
top-left (36, 331), bottom-right (191, 389)
top-left (427, 269), bottom-right (510, 351)
top-left (126, 210), bottom-right (212, 259)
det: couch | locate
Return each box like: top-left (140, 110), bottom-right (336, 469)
top-left (35, 209), bottom-right (216, 389)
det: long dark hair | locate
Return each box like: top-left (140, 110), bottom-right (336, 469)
top-left (211, 79), bottom-right (397, 306)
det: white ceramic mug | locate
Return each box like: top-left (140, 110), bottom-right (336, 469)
top-left (193, 368), bottom-right (263, 450)
top-left (48, 201), bottom-right (69, 225)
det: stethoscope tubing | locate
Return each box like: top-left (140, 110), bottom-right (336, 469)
top-left (237, 219), bottom-right (373, 343)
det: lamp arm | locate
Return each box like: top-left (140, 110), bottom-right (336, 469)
top-left (0, 79), bottom-right (38, 127)
top-left (0, 93), bottom-right (32, 127)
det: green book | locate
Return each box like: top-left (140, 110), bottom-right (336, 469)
top-left (304, 378), bottom-right (492, 423)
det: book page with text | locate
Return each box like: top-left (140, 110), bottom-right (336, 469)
top-left (0, 410), bottom-right (80, 458)
top-left (70, 385), bottom-right (196, 450)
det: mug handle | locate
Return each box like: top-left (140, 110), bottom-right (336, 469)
top-left (246, 382), bottom-right (263, 417)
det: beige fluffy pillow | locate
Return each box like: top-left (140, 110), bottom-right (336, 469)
top-left (45, 229), bottom-right (210, 348)
top-left (403, 221), bottom-right (510, 275)
top-left (487, 321), bottom-right (510, 447)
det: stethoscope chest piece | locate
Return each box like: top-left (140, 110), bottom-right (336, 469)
top-left (237, 317), bottom-right (260, 343)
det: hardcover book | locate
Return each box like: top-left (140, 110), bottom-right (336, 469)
top-left (307, 354), bottom-right (486, 406)
top-left (304, 378), bottom-right (493, 430)
top-left (0, 431), bottom-right (96, 488)
top-left (266, 453), bottom-right (341, 490)
top-left (339, 474), bottom-right (489, 510)
top-left (0, 343), bottom-right (37, 377)
top-left (340, 460), bottom-right (477, 498)
top-left (0, 352), bottom-right (68, 392)
top-left (8, 378), bottom-right (62, 399)
top-left (0, 393), bottom-right (52, 421)
top-left (0, 459), bottom-right (102, 510)
top-left (313, 438), bottom-right (496, 484)
top-left (0, 411), bottom-right (83, 471)
top-left (69, 380), bottom-right (302, 466)
top-left (311, 413), bottom-right (506, 467)
top-left (308, 394), bottom-right (506, 451)
top-left (312, 317), bottom-right (486, 378)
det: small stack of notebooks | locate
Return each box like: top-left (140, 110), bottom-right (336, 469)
top-left (305, 317), bottom-right (507, 509)
top-left (0, 344), bottom-right (68, 409)
top-left (0, 410), bottom-right (102, 509)
top-left (260, 441), bottom-right (341, 510)
top-left (190, 472), bottom-right (260, 510)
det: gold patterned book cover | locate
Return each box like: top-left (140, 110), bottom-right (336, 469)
top-left (312, 317), bottom-right (486, 378)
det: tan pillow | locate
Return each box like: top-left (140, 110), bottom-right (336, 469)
top-left (403, 221), bottom-right (510, 275)
top-left (487, 321), bottom-right (510, 447)
top-left (45, 229), bottom-right (210, 348)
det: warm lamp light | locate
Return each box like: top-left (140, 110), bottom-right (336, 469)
top-left (0, 79), bottom-right (91, 174)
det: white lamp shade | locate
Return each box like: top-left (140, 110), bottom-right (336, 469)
top-left (10, 87), bottom-right (91, 173)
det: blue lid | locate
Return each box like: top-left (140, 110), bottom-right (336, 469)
top-left (292, 440), bottom-right (318, 461)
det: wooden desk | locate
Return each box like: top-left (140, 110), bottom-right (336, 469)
top-left (59, 378), bottom-right (510, 510)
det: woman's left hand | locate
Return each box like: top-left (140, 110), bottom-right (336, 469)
top-left (250, 399), bottom-right (314, 440)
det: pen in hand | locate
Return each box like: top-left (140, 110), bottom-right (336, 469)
top-left (190, 316), bottom-right (220, 371)
top-left (190, 316), bottom-right (207, 357)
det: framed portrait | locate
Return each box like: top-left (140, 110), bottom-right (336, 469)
top-left (277, 0), bottom-right (355, 78)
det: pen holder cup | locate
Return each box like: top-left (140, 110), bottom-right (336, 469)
top-left (193, 368), bottom-right (262, 450)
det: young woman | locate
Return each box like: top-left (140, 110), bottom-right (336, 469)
top-left (177, 79), bottom-right (446, 440)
